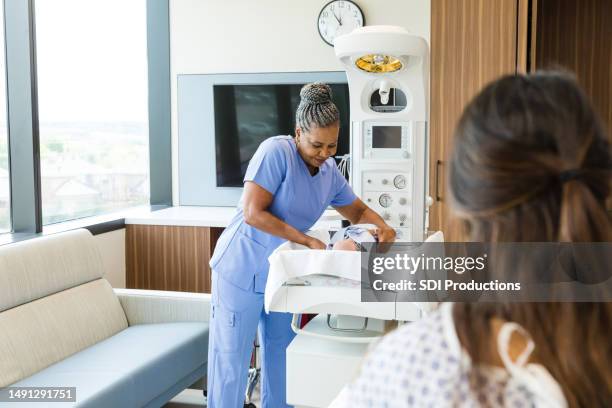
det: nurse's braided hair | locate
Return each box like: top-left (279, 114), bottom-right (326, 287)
top-left (295, 82), bottom-right (339, 133)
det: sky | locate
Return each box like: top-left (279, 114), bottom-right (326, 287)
top-left (1, 0), bottom-right (148, 126)
top-left (34, 0), bottom-right (149, 123)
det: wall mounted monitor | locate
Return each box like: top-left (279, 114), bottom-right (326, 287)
top-left (178, 71), bottom-right (349, 206)
top-left (214, 82), bottom-right (350, 188)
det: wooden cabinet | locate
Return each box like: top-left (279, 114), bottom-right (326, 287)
top-left (534, 0), bottom-right (612, 139)
top-left (429, 0), bottom-right (612, 239)
top-left (429, 0), bottom-right (522, 239)
top-left (126, 224), bottom-right (224, 293)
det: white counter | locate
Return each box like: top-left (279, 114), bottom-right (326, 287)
top-left (124, 206), bottom-right (236, 227)
top-left (124, 206), bottom-right (344, 229)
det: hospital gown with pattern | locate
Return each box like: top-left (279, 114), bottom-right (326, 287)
top-left (334, 303), bottom-right (565, 408)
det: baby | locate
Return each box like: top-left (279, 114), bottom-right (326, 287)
top-left (329, 224), bottom-right (378, 251)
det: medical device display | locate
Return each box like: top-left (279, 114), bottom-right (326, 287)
top-left (363, 122), bottom-right (411, 158)
top-left (371, 126), bottom-right (401, 148)
top-left (335, 25), bottom-right (430, 241)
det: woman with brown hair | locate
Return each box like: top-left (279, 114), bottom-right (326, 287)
top-left (332, 72), bottom-right (612, 407)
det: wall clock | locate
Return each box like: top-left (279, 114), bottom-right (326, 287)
top-left (318, 0), bottom-right (365, 46)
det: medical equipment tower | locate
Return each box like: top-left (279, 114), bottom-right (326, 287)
top-left (335, 26), bottom-right (429, 241)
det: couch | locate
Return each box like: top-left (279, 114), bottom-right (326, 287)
top-left (0, 229), bottom-right (210, 407)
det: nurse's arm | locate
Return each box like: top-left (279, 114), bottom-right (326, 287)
top-left (242, 181), bottom-right (326, 249)
top-left (333, 198), bottom-right (396, 243)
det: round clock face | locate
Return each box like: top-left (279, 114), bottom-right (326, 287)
top-left (318, 0), bottom-right (365, 46)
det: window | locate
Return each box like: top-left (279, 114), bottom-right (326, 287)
top-left (0, 5), bottom-right (10, 233)
top-left (35, 0), bottom-right (149, 225)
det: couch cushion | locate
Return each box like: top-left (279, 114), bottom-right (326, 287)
top-left (0, 279), bottom-right (128, 387)
top-left (6, 322), bottom-right (209, 408)
top-left (0, 229), bottom-right (105, 312)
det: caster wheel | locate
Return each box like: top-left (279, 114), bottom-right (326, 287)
top-left (244, 403), bottom-right (257, 408)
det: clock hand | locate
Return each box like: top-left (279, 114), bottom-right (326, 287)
top-left (333, 10), bottom-right (342, 25)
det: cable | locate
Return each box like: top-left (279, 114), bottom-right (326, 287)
top-left (335, 153), bottom-right (351, 179)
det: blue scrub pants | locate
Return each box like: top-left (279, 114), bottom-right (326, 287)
top-left (207, 270), bottom-right (295, 408)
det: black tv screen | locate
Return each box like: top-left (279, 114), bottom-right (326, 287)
top-left (214, 83), bottom-right (350, 187)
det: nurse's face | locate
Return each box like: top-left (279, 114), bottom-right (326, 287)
top-left (295, 124), bottom-right (339, 170)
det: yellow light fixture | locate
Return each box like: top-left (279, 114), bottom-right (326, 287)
top-left (355, 54), bottom-right (402, 73)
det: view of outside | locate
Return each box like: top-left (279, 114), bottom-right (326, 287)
top-left (0, 5), bottom-right (10, 233)
top-left (35, 0), bottom-right (150, 225)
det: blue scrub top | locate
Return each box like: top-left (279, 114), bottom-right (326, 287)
top-left (210, 135), bottom-right (357, 293)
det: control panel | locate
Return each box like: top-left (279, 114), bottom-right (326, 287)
top-left (362, 171), bottom-right (413, 241)
top-left (350, 120), bottom-right (427, 242)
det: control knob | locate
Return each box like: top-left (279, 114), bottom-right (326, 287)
top-left (394, 175), bottom-right (407, 189)
top-left (378, 193), bottom-right (393, 208)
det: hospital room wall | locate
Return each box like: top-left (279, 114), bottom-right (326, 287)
top-left (169, 0), bottom-right (431, 205)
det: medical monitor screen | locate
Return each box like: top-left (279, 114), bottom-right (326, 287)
top-left (372, 126), bottom-right (402, 148)
top-left (214, 83), bottom-right (350, 187)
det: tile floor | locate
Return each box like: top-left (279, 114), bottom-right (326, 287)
top-left (164, 385), bottom-right (261, 408)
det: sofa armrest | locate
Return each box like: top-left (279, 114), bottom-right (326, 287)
top-left (113, 288), bottom-right (211, 326)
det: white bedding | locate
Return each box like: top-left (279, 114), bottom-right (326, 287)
top-left (265, 229), bottom-right (362, 313)
top-left (264, 230), bottom-right (445, 313)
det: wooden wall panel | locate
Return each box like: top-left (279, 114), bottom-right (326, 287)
top-left (536, 0), bottom-right (612, 211)
top-left (516, 0), bottom-right (531, 73)
top-left (210, 227), bottom-right (224, 255)
top-left (429, 0), bottom-right (519, 238)
top-left (126, 225), bottom-right (214, 293)
top-left (535, 0), bottom-right (612, 139)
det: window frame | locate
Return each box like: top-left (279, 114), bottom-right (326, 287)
top-left (2, 0), bottom-right (171, 237)
top-left (0, 0), bottom-right (12, 233)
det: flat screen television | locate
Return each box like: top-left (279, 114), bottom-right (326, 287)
top-left (214, 83), bottom-right (350, 187)
top-left (178, 71), bottom-right (349, 206)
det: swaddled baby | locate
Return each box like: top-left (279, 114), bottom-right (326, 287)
top-left (329, 224), bottom-right (378, 251)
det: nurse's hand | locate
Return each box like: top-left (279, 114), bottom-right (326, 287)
top-left (305, 236), bottom-right (327, 250)
top-left (376, 227), bottom-right (396, 243)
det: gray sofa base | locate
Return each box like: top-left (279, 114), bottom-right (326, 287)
top-left (3, 322), bottom-right (208, 408)
top-left (144, 365), bottom-right (205, 408)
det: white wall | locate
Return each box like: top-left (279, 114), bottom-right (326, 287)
top-left (94, 228), bottom-right (126, 288)
top-left (170, 0), bottom-right (431, 204)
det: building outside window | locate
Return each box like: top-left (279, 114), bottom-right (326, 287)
top-left (35, 0), bottom-right (149, 225)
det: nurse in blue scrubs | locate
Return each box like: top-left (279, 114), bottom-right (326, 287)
top-left (207, 83), bottom-right (396, 408)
